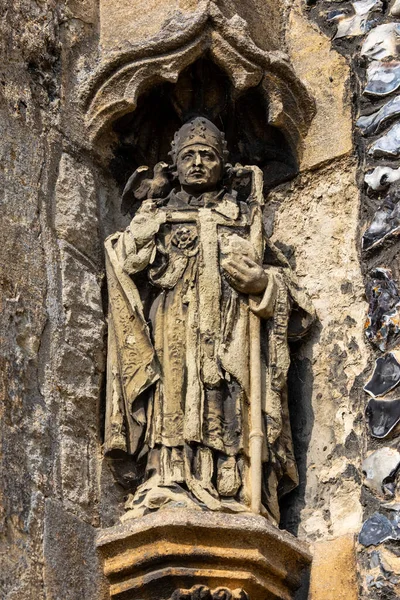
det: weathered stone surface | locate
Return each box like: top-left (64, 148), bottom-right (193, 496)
top-left (104, 118), bottom-right (316, 523)
top-left (286, 2), bottom-right (353, 170)
top-left (43, 498), bottom-right (107, 600)
top-left (309, 1), bottom-right (400, 595)
top-left (0, 6), bottom-right (105, 597)
top-left (269, 158), bottom-right (368, 539)
top-left (170, 585), bottom-right (249, 600)
top-left (55, 152), bottom-right (101, 263)
top-left (309, 535), bottom-right (358, 600)
top-left (84, 2), bottom-right (315, 159)
top-left (97, 509), bottom-right (312, 600)
top-left (100, 0), bottom-right (199, 50)
top-left (99, 0), bottom-right (286, 53)
top-left (0, 5), bottom-right (57, 595)
top-left (59, 242), bottom-right (104, 374)
top-left (360, 545), bottom-right (400, 597)
top-left (362, 447), bottom-right (400, 498)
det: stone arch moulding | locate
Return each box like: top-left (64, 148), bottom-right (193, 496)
top-left (81, 1), bottom-right (316, 162)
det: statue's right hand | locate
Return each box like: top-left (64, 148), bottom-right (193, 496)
top-left (129, 201), bottom-right (167, 245)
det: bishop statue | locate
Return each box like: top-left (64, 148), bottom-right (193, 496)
top-left (104, 117), bottom-right (314, 523)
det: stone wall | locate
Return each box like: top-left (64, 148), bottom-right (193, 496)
top-left (0, 0), bottom-right (388, 598)
top-left (0, 2), bottom-right (105, 598)
top-left (307, 1), bottom-right (400, 597)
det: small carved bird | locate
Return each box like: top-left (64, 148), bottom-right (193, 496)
top-left (121, 161), bottom-right (172, 215)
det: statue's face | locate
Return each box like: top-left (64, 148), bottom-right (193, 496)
top-left (176, 144), bottom-right (223, 193)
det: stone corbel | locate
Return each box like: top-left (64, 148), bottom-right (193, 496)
top-left (97, 510), bottom-right (312, 600)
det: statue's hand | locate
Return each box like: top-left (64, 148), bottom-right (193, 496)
top-left (129, 201), bottom-right (167, 245)
top-left (221, 255), bottom-right (268, 295)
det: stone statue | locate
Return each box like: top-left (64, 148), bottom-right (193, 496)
top-left (104, 117), bottom-right (314, 523)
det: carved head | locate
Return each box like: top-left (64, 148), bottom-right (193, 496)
top-left (170, 118), bottom-right (229, 194)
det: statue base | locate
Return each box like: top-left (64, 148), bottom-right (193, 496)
top-left (97, 510), bottom-right (312, 600)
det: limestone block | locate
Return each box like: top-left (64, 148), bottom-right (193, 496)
top-left (66, 0), bottom-right (97, 24)
top-left (97, 510), bottom-right (312, 600)
top-left (286, 3), bottom-right (353, 170)
top-left (59, 241), bottom-right (105, 368)
top-left (329, 481), bottom-right (363, 538)
top-left (99, 0), bottom-right (200, 50)
top-left (99, 0), bottom-right (285, 52)
top-left (0, 45), bottom-right (50, 599)
top-left (53, 243), bottom-right (104, 523)
top-left (217, 0), bottom-right (285, 52)
top-left (59, 427), bottom-right (100, 521)
top-left (0, 491), bottom-right (46, 600)
top-left (55, 242), bottom-right (104, 400)
top-left (55, 152), bottom-right (101, 262)
top-left (43, 499), bottom-right (107, 600)
top-left (309, 535), bottom-right (358, 600)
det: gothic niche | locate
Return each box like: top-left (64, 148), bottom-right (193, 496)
top-left (109, 58), bottom-right (298, 204)
top-left (100, 55), bottom-right (315, 527)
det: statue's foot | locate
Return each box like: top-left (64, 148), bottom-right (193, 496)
top-left (220, 497), bottom-right (250, 513)
top-left (121, 475), bottom-right (251, 521)
top-left (122, 477), bottom-right (202, 521)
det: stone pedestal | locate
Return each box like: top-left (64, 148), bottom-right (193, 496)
top-left (97, 510), bottom-right (312, 600)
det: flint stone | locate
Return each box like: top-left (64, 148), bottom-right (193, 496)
top-left (364, 61), bottom-right (400, 97)
top-left (361, 23), bottom-right (400, 61)
top-left (362, 447), bottom-right (400, 497)
top-left (327, 10), bottom-right (348, 23)
top-left (333, 0), bottom-right (382, 39)
top-left (369, 122), bottom-right (400, 158)
top-left (375, 547), bottom-right (400, 580)
top-left (362, 200), bottom-right (400, 251)
top-left (364, 352), bottom-right (400, 398)
top-left (382, 501), bottom-right (400, 511)
top-left (391, 0), bottom-right (400, 16)
top-left (357, 95), bottom-right (400, 136)
top-left (364, 166), bottom-right (400, 191)
top-left (364, 269), bottom-right (400, 351)
top-left (359, 512), bottom-right (395, 547)
top-left (366, 397), bottom-right (400, 438)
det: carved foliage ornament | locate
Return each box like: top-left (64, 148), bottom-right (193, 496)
top-left (171, 586), bottom-right (249, 600)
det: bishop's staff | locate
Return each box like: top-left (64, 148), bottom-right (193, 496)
top-left (241, 164), bottom-right (265, 515)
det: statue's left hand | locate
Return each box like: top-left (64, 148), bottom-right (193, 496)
top-left (129, 201), bottom-right (167, 245)
top-left (221, 255), bottom-right (268, 295)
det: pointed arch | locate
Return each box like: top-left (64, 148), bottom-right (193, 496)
top-left (81, 3), bottom-right (315, 161)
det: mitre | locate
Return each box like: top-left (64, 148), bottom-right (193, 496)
top-left (170, 117), bottom-right (229, 162)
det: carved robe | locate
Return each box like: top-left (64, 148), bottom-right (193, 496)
top-left (104, 188), bottom-right (314, 521)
